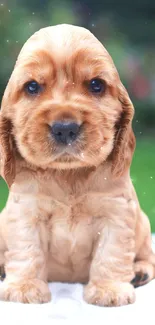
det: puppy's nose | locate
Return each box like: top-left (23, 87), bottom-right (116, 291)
top-left (51, 122), bottom-right (80, 144)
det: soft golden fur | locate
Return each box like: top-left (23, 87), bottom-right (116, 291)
top-left (0, 24), bottom-right (155, 306)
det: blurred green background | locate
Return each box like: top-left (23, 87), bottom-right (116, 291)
top-left (0, 0), bottom-right (155, 230)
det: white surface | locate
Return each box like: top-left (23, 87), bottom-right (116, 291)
top-left (0, 237), bottom-right (155, 325)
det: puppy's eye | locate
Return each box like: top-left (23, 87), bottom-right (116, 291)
top-left (89, 78), bottom-right (105, 94)
top-left (25, 81), bottom-right (41, 95)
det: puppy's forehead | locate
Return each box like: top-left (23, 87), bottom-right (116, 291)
top-left (17, 24), bottom-right (113, 65)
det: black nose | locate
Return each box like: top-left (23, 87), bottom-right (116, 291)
top-left (51, 122), bottom-right (80, 144)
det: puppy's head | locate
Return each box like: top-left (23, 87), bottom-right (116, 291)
top-left (0, 24), bottom-right (135, 187)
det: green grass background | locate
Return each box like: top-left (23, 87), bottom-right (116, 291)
top-left (0, 140), bottom-right (155, 231)
top-left (131, 140), bottom-right (155, 232)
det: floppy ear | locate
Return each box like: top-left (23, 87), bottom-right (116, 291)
top-left (0, 113), bottom-right (15, 188)
top-left (111, 83), bottom-right (136, 177)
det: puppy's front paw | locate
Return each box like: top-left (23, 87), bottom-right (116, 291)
top-left (0, 278), bottom-right (51, 303)
top-left (84, 281), bottom-right (135, 307)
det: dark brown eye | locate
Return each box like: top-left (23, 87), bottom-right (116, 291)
top-left (89, 78), bottom-right (105, 94)
top-left (25, 81), bottom-right (41, 95)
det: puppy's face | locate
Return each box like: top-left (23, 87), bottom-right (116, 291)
top-left (1, 25), bottom-right (134, 174)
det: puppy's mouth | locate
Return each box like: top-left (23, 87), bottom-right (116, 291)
top-left (49, 135), bottom-right (90, 167)
top-left (52, 144), bottom-right (83, 162)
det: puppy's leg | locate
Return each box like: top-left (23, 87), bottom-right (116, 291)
top-left (0, 266), bottom-right (5, 281)
top-left (0, 199), bottom-right (51, 303)
top-left (132, 259), bottom-right (155, 288)
top-left (84, 206), bottom-right (136, 307)
top-left (0, 212), bottom-right (6, 280)
top-left (131, 210), bottom-right (155, 288)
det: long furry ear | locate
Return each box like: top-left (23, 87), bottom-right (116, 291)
top-left (111, 83), bottom-right (136, 177)
top-left (0, 114), bottom-right (15, 188)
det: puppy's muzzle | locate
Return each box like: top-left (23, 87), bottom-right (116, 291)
top-left (51, 121), bottom-right (80, 145)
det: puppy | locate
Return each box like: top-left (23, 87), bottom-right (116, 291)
top-left (0, 24), bottom-right (154, 306)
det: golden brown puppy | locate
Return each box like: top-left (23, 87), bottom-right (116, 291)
top-left (0, 24), bottom-right (155, 306)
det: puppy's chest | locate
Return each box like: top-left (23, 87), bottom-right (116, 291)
top-left (39, 176), bottom-right (110, 263)
top-left (47, 193), bottom-right (95, 262)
